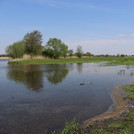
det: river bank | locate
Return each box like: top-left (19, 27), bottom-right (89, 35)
top-left (61, 82), bottom-right (134, 134)
top-left (82, 84), bottom-right (132, 128)
top-left (8, 57), bottom-right (131, 65)
top-left (0, 57), bottom-right (11, 60)
top-left (57, 82), bottom-right (134, 134)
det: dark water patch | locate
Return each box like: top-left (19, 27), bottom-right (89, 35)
top-left (0, 60), bottom-right (134, 133)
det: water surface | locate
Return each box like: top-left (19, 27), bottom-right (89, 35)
top-left (0, 60), bottom-right (134, 134)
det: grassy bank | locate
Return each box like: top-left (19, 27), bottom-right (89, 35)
top-left (8, 57), bottom-right (134, 65)
top-left (57, 84), bottom-right (134, 134)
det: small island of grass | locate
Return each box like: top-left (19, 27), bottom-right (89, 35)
top-left (8, 56), bottom-right (134, 66)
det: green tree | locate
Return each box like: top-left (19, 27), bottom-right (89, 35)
top-left (24, 30), bottom-right (43, 55)
top-left (6, 41), bottom-right (25, 59)
top-left (121, 54), bottom-right (125, 57)
top-left (68, 49), bottom-right (74, 58)
top-left (105, 54), bottom-right (109, 57)
top-left (60, 43), bottom-right (68, 58)
top-left (44, 38), bottom-right (68, 59)
top-left (85, 52), bottom-right (92, 57)
top-left (76, 45), bottom-right (83, 58)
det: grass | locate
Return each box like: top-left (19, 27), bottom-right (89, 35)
top-left (123, 84), bottom-right (134, 99)
top-left (8, 57), bottom-right (134, 65)
top-left (57, 114), bottom-right (134, 134)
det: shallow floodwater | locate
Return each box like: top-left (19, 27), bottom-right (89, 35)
top-left (0, 60), bottom-right (134, 134)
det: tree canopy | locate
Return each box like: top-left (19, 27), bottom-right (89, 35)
top-left (6, 30), bottom-right (96, 59)
top-left (76, 45), bottom-right (83, 58)
top-left (24, 30), bottom-right (43, 55)
top-left (68, 49), bottom-right (74, 58)
top-left (6, 41), bottom-right (25, 59)
top-left (44, 38), bottom-right (68, 58)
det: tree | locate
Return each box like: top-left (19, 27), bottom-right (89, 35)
top-left (121, 54), bottom-right (125, 57)
top-left (44, 38), bottom-right (68, 59)
top-left (24, 30), bottom-right (43, 55)
top-left (60, 43), bottom-right (68, 58)
top-left (6, 41), bottom-right (25, 59)
top-left (68, 49), bottom-right (74, 58)
top-left (76, 45), bottom-right (83, 58)
top-left (105, 54), bottom-right (109, 57)
top-left (85, 52), bottom-right (92, 57)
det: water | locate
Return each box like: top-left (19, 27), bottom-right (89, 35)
top-left (0, 60), bottom-right (134, 134)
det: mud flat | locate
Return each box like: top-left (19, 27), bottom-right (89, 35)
top-left (82, 84), bottom-right (134, 128)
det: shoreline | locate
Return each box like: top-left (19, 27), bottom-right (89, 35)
top-left (0, 57), bottom-right (11, 60)
top-left (82, 83), bottom-right (133, 128)
top-left (8, 57), bottom-right (134, 66)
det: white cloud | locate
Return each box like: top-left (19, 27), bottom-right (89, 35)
top-left (130, 34), bottom-right (134, 37)
top-left (67, 39), bottom-right (134, 55)
top-left (69, 39), bottom-right (134, 46)
top-left (117, 33), bottom-right (134, 38)
top-left (117, 34), bottom-right (127, 37)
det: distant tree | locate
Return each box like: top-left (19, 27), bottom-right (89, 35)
top-left (117, 54), bottom-right (120, 57)
top-left (121, 54), bottom-right (125, 57)
top-left (76, 45), bottom-right (83, 58)
top-left (24, 30), bottom-right (43, 55)
top-left (6, 41), bottom-right (25, 59)
top-left (42, 49), bottom-right (54, 58)
top-left (60, 43), bottom-right (68, 58)
top-left (85, 52), bottom-right (92, 57)
top-left (44, 38), bottom-right (68, 59)
top-left (68, 49), bottom-right (74, 58)
top-left (105, 54), bottom-right (109, 57)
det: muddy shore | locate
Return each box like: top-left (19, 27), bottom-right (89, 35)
top-left (82, 84), bottom-right (134, 128)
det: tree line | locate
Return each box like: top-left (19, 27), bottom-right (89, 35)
top-left (6, 30), bottom-right (93, 59)
top-left (6, 30), bottom-right (128, 59)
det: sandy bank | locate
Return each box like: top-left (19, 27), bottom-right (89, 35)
top-left (0, 57), bottom-right (11, 60)
top-left (82, 84), bottom-right (133, 128)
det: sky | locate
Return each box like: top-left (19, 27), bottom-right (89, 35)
top-left (1, 0), bottom-right (134, 55)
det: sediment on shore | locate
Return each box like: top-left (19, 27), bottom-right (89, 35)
top-left (0, 57), bottom-right (11, 60)
top-left (82, 84), bottom-right (133, 128)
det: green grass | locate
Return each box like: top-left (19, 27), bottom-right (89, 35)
top-left (8, 57), bottom-right (134, 65)
top-left (123, 84), bottom-right (134, 99)
top-left (57, 114), bottom-right (134, 134)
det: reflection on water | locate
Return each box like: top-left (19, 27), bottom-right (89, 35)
top-left (7, 65), bottom-right (44, 92)
top-left (77, 63), bottom-right (83, 73)
top-left (7, 64), bottom-right (69, 91)
top-left (45, 64), bottom-right (69, 84)
top-left (117, 70), bottom-right (125, 76)
top-left (0, 61), bottom-right (134, 134)
top-left (130, 71), bottom-right (134, 77)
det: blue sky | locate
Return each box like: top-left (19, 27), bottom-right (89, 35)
top-left (1, 0), bottom-right (134, 55)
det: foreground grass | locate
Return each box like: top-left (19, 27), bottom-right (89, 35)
top-left (123, 84), bottom-right (134, 100)
top-left (55, 84), bottom-right (134, 134)
top-left (8, 57), bottom-right (134, 65)
top-left (49, 114), bottom-right (134, 134)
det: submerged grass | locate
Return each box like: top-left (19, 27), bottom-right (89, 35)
top-left (8, 57), bottom-right (133, 65)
